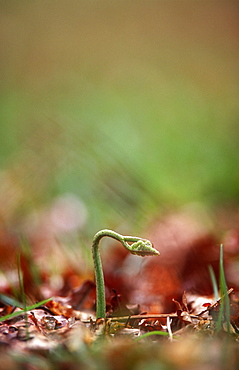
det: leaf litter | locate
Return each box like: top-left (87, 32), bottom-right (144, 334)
top-left (1, 207), bottom-right (239, 369)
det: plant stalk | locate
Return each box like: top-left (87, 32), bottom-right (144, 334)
top-left (92, 229), bottom-right (159, 319)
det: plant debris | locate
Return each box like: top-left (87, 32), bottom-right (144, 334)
top-left (1, 210), bottom-right (239, 368)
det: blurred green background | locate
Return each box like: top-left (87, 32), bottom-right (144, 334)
top-left (0, 0), bottom-right (238, 236)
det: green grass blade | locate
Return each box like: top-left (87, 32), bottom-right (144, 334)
top-left (17, 252), bottom-right (26, 309)
top-left (0, 293), bottom-right (25, 309)
top-left (216, 244), bottom-right (230, 333)
top-left (208, 265), bottom-right (219, 301)
top-left (0, 297), bottom-right (53, 322)
top-left (134, 331), bottom-right (178, 341)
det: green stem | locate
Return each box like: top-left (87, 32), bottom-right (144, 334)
top-left (92, 229), bottom-right (159, 319)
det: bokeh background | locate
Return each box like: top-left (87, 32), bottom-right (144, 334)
top-left (0, 0), bottom-right (239, 243)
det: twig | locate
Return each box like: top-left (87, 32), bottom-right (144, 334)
top-left (81, 312), bottom-right (205, 324)
top-left (197, 288), bottom-right (234, 317)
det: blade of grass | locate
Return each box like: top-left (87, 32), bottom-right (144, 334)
top-left (0, 297), bottom-right (53, 322)
top-left (0, 293), bottom-right (25, 309)
top-left (20, 236), bottom-right (42, 287)
top-left (208, 265), bottom-right (219, 301)
top-left (134, 330), bottom-right (179, 341)
top-left (17, 253), bottom-right (26, 309)
top-left (216, 244), bottom-right (231, 333)
top-left (134, 331), bottom-right (170, 341)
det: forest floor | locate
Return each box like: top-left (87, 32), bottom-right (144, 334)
top-left (0, 208), bottom-right (239, 370)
